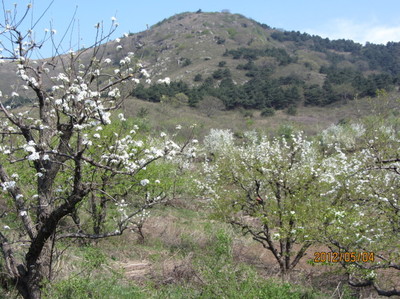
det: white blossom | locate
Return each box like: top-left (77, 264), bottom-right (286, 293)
top-left (118, 113), bottom-right (126, 121)
top-left (203, 129), bottom-right (234, 154)
top-left (157, 77), bottom-right (171, 84)
top-left (140, 179), bottom-right (150, 186)
top-left (1, 181), bottom-right (16, 191)
top-left (141, 69), bottom-right (150, 78)
top-left (28, 152), bottom-right (40, 161)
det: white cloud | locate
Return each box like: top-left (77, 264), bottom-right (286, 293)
top-left (306, 19), bottom-right (400, 45)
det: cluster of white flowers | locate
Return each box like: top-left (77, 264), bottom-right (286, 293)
top-left (16, 67), bottom-right (39, 87)
top-left (22, 140), bottom-right (40, 161)
top-left (116, 199), bottom-right (128, 218)
top-left (157, 77), bottom-right (171, 85)
top-left (140, 69), bottom-right (150, 78)
top-left (203, 129), bottom-right (234, 155)
top-left (108, 88), bottom-right (120, 98)
top-left (1, 180), bottom-right (16, 191)
top-left (96, 126), bottom-right (194, 175)
top-left (321, 123), bottom-right (367, 150)
top-left (130, 209), bottom-right (151, 228)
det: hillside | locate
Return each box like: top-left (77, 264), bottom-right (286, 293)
top-left (1, 11), bottom-right (400, 111)
top-left (113, 11), bottom-right (400, 110)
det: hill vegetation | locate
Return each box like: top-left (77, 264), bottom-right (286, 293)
top-left (2, 11), bottom-right (400, 113)
top-left (123, 11), bottom-right (400, 111)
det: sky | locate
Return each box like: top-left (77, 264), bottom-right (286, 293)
top-left (2, 0), bottom-right (400, 58)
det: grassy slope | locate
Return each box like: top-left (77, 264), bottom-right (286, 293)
top-left (122, 94), bottom-right (373, 139)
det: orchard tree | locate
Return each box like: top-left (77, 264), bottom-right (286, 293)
top-left (319, 113), bottom-right (400, 297)
top-left (199, 130), bottom-right (342, 275)
top-left (199, 121), bottom-right (399, 288)
top-left (0, 2), bottom-right (196, 298)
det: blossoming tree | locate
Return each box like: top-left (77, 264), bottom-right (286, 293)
top-left (0, 3), bottom-right (196, 298)
top-left (319, 116), bottom-right (400, 297)
top-left (200, 118), bottom-right (399, 296)
top-left (200, 130), bottom-right (335, 275)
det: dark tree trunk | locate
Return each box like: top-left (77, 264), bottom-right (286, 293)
top-left (16, 266), bottom-right (42, 299)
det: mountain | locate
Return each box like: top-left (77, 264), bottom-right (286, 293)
top-left (122, 11), bottom-right (400, 110)
top-left (1, 11), bottom-right (400, 111)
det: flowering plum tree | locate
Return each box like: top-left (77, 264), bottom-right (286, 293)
top-left (319, 116), bottom-right (400, 297)
top-left (200, 131), bottom-right (337, 275)
top-left (200, 119), bottom-right (399, 293)
top-left (0, 3), bottom-right (196, 298)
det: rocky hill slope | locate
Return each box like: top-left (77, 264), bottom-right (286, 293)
top-left (1, 11), bottom-right (399, 110)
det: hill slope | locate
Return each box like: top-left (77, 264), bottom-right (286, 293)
top-left (119, 11), bottom-right (400, 110)
top-left (1, 11), bottom-right (399, 111)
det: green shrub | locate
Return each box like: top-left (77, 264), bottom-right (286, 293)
top-left (261, 107), bottom-right (275, 117)
top-left (218, 61), bottom-right (227, 67)
top-left (136, 107), bottom-right (149, 118)
top-left (181, 58), bottom-right (192, 67)
top-left (193, 74), bottom-right (203, 82)
top-left (188, 229), bottom-right (321, 299)
top-left (286, 105), bottom-right (297, 115)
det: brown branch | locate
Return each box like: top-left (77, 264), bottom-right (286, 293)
top-left (349, 277), bottom-right (400, 297)
top-left (99, 73), bottom-right (135, 93)
top-left (81, 153), bottom-right (162, 176)
top-left (57, 198), bottom-right (164, 240)
top-left (380, 158), bottom-right (400, 164)
top-left (290, 241), bottom-right (312, 269)
top-left (56, 230), bottom-right (123, 240)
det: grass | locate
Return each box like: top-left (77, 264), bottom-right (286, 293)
top-left (37, 200), bottom-right (360, 299)
top-left (45, 237), bottom-right (325, 299)
top-left (45, 275), bottom-right (323, 299)
top-left (122, 94), bottom-right (377, 141)
top-left (44, 276), bottom-right (144, 299)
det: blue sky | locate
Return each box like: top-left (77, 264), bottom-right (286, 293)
top-left (3, 1), bottom-right (400, 57)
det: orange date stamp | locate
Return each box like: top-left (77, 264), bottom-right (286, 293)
top-left (314, 251), bottom-right (375, 263)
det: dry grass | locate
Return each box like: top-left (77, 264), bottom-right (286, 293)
top-left (121, 95), bottom-right (378, 140)
top-left (46, 197), bottom-right (392, 298)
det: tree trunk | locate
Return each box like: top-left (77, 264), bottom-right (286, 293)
top-left (16, 267), bottom-right (42, 299)
top-left (14, 239), bottom-right (54, 299)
